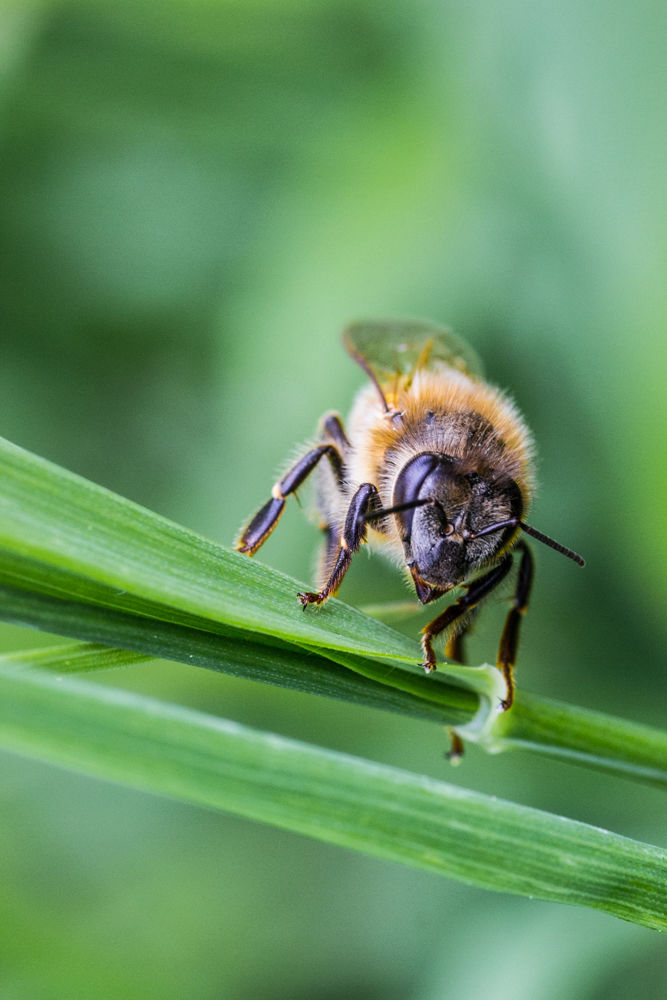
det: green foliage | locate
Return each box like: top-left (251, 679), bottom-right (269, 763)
top-left (2, 646), bottom-right (665, 930)
top-left (1, 436), bottom-right (665, 932)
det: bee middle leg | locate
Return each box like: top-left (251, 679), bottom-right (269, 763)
top-left (298, 483), bottom-right (380, 607)
top-left (444, 611), bottom-right (478, 665)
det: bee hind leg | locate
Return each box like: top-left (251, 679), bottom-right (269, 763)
top-left (321, 412), bottom-right (351, 452)
top-left (236, 442), bottom-right (344, 556)
top-left (298, 483), bottom-right (380, 608)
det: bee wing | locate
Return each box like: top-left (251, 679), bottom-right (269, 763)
top-left (343, 319), bottom-right (484, 384)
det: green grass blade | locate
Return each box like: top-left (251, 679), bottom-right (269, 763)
top-left (0, 585), bottom-right (475, 724)
top-left (0, 656), bottom-right (664, 930)
top-left (1, 436), bottom-right (665, 786)
top-left (3, 587), bottom-right (665, 789)
top-left (1, 644), bottom-right (152, 674)
top-left (500, 692), bottom-right (667, 786)
top-left (0, 437), bottom-right (418, 659)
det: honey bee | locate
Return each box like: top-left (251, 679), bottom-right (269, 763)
top-left (237, 320), bottom-right (584, 710)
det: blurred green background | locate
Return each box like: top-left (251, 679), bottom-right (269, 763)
top-left (1, 1), bottom-right (665, 997)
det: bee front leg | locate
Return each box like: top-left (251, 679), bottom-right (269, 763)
top-left (420, 556), bottom-right (514, 673)
top-left (298, 483), bottom-right (380, 608)
top-left (236, 443), bottom-right (344, 556)
top-left (496, 541), bottom-right (534, 710)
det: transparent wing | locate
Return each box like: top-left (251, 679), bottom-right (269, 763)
top-left (343, 319), bottom-right (484, 386)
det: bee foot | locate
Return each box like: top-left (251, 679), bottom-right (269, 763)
top-left (297, 591), bottom-right (324, 609)
top-left (497, 664), bottom-right (514, 710)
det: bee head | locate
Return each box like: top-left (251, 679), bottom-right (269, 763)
top-left (392, 452), bottom-right (522, 601)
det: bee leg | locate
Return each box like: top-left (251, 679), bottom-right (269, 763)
top-left (321, 412), bottom-right (351, 452)
top-left (311, 415), bottom-right (352, 585)
top-left (237, 443), bottom-right (344, 555)
top-left (444, 632), bottom-right (465, 664)
top-left (444, 612), bottom-right (477, 664)
top-left (420, 556), bottom-right (514, 673)
top-left (497, 541), bottom-right (534, 711)
top-left (316, 522), bottom-right (342, 588)
top-left (446, 728), bottom-right (465, 763)
top-left (298, 483), bottom-right (380, 607)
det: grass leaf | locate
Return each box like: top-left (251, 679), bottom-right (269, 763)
top-left (0, 437), bottom-right (419, 658)
top-left (1, 436), bottom-right (666, 786)
top-left (1, 650), bottom-right (664, 931)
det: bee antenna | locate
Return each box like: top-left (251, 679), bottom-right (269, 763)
top-left (364, 496), bottom-right (435, 524)
top-left (519, 521), bottom-right (586, 567)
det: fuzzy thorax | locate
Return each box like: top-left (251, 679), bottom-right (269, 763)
top-left (344, 365), bottom-right (535, 564)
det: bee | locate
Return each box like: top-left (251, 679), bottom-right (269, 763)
top-left (237, 320), bottom-right (584, 710)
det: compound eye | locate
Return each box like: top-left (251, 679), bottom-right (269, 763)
top-left (393, 453), bottom-right (441, 540)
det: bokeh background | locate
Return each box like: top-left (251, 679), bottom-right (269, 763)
top-left (1, 2), bottom-right (665, 997)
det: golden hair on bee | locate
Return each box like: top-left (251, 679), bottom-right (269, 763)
top-left (237, 319), bottom-right (584, 714)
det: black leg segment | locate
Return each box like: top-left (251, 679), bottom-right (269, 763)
top-left (298, 483), bottom-right (380, 606)
top-left (236, 496), bottom-right (286, 556)
top-left (445, 620), bottom-right (470, 665)
top-left (316, 522), bottom-right (342, 588)
top-left (496, 540), bottom-right (534, 710)
top-left (237, 442), bottom-right (344, 555)
top-left (322, 412), bottom-right (351, 452)
top-left (444, 605), bottom-right (481, 664)
top-left (420, 555), bottom-right (514, 673)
